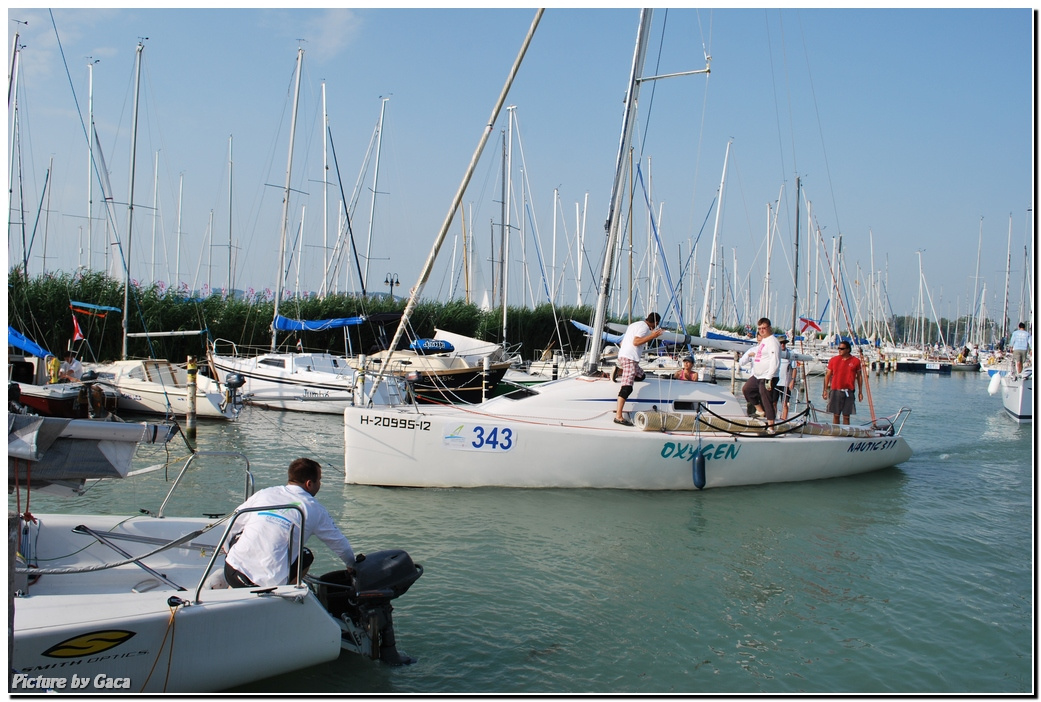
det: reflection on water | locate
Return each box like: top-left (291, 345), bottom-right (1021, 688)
top-left (11, 373), bottom-right (1032, 694)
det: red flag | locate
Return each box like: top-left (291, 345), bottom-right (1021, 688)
top-left (799, 316), bottom-right (822, 333)
top-left (72, 313), bottom-right (85, 342)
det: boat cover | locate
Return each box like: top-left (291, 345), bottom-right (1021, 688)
top-left (8, 327), bottom-right (52, 359)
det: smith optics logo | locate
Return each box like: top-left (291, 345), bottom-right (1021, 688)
top-left (43, 630), bottom-right (136, 658)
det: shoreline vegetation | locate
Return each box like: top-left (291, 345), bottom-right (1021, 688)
top-left (9, 268), bottom-right (987, 365)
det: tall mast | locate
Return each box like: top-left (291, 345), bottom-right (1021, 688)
top-left (121, 41), bottom-right (144, 360)
top-left (697, 139), bottom-right (731, 337)
top-left (227, 135), bottom-right (233, 293)
top-left (584, 9), bottom-right (653, 374)
top-left (970, 216), bottom-right (982, 345)
top-left (788, 176), bottom-right (801, 341)
top-left (320, 82), bottom-right (328, 297)
top-left (272, 47), bottom-right (304, 352)
top-left (363, 96), bottom-right (389, 293)
top-left (150, 150), bottom-right (159, 283)
top-left (86, 58), bottom-right (98, 271)
top-left (1001, 212), bottom-right (1012, 340)
top-left (379, 9), bottom-right (542, 372)
top-left (502, 105), bottom-right (515, 343)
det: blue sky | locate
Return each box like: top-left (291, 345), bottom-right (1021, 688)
top-left (6, 7), bottom-right (1034, 332)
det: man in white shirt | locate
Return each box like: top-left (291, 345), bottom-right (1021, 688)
top-left (776, 336), bottom-right (798, 420)
top-left (59, 351), bottom-right (83, 382)
top-left (613, 312), bottom-right (663, 426)
top-left (1009, 322), bottom-right (1032, 375)
top-left (224, 458), bottom-right (357, 588)
top-left (740, 318), bottom-right (781, 431)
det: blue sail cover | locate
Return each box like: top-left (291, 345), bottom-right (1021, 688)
top-left (570, 319), bottom-right (623, 344)
top-left (8, 327), bottom-right (53, 358)
top-left (273, 314), bottom-right (367, 332)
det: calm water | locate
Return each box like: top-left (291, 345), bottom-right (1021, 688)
top-left (14, 371), bottom-right (1034, 694)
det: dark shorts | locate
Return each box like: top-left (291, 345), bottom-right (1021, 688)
top-left (742, 377), bottom-right (776, 421)
top-left (827, 389), bottom-right (856, 417)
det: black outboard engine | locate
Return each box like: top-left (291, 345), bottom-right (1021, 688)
top-left (310, 549), bottom-right (423, 665)
top-left (222, 373), bottom-right (246, 412)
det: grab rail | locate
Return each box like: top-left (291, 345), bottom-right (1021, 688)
top-left (158, 451), bottom-right (252, 518)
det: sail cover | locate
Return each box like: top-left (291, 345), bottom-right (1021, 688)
top-left (274, 315), bottom-right (366, 332)
top-left (8, 327), bottom-right (52, 359)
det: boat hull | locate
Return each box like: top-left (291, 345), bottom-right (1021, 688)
top-left (896, 360), bottom-right (952, 374)
top-left (11, 514), bottom-right (342, 693)
top-left (12, 381), bottom-right (119, 418)
top-left (1000, 372), bottom-right (1033, 423)
top-left (87, 360), bottom-right (235, 419)
top-left (343, 377), bottom-right (912, 490)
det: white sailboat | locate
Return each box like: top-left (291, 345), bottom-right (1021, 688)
top-left (206, 49), bottom-right (401, 413)
top-left (342, 9), bottom-right (913, 491)
top-left (10, 418), bottom-right (423, 692)
top-left (997, 369), bottom-right (1033, 422)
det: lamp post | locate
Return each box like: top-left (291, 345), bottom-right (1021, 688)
top-left (385, 273), bottom-right (400, 301)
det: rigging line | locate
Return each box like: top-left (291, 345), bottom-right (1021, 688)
top-left (764, 9), bottom-right (793, 189)
top-left (796, 11), bottom-right (843, 238)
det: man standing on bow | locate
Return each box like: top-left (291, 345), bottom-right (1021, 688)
top-left (613, 312), bottom-right (663, 426)
top-left (741, 318), bottom-right (781, 431)
top-left (822, 342), bottom-right (863, 425)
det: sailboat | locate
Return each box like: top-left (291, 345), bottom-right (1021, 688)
top-left (10, 413), bottom-right (423, 691)
top-left (206, 49), bottom-right (401, 413)
top-left (341, 9), bottom-right (913, 491)
top-left (73, 44), bottom-right (240, 421)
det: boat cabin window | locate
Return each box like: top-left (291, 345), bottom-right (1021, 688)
top-left (260, 359), bottom-right (286, 369)
top-left (672, 401), bottom-right (704, 412)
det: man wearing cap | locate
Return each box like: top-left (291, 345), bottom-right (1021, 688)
top-left (613, 312), bottom-right (664, 426)
top-left (822, 342), bottom-right (863, 425)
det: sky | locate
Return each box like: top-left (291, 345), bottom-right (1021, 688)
top-left (6, 6), bottom-right (1035, 333)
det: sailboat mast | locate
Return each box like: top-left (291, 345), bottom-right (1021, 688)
top-left (379, 9), bottom-right (542, 373)
top-left (86, 58), bottom-right (98, 271)
top-left (697, 139), bottom-right (731, 337)
top-left (272, 47), bottom-right (304, 352)
top-left (788, 176), bottom-right (801, 340)
top-left (1001, 212), bottom-right (1012, 341)
top-left (970, 216), bottom-right (982, 346)
top-left (121, 41), bottom-right (144, 360)
top-left (228, 134), bottom-right (233, 293)
top-left (585, 8), bottom-right (653, 375)
top-left (363, 96), bottom-right (389, 293)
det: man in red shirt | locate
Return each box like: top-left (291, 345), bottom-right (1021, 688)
top-left (822, 342), bottom-right (863, 425)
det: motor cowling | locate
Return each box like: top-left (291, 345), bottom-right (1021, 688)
top-left (312, 549), bottom-right (422, 665)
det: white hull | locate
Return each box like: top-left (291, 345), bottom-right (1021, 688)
top-left (1000, 370), bottom-right (1033, 423)
top-left (209, 350), bottom-right (400, 414)
top-left (12, 514), bottom-right (341, 693)
top-left (87, 360), bottom-right (236, 419)
top-left (344, 375), bottom-right (912, 490)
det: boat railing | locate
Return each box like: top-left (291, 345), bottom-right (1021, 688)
top-left (210, 338), bottom-right (241, 358)
top-left (193, 502), bottom-right (307, 605)
top-left (158, 451), bottom-right (253, 518)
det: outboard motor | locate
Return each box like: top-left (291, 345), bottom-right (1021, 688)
top-left (310, 549), bottom-right (423, 665)
top-left (222, 373), bottom-right (247, 412)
